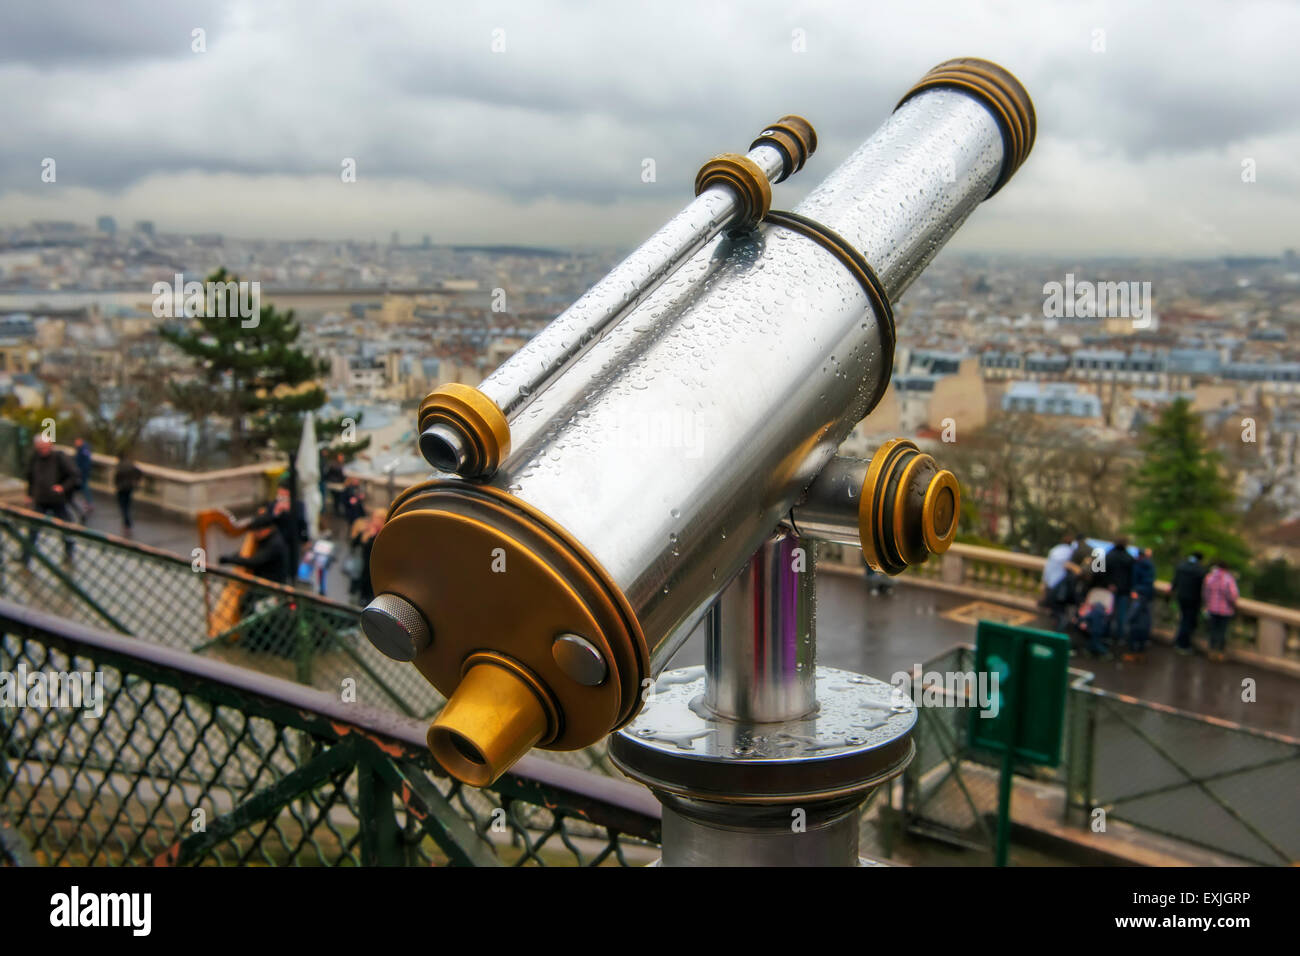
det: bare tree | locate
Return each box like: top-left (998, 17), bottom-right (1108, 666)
top-left (62, 363), bottom-right (167, 456)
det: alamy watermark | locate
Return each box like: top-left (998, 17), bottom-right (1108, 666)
top-left (50, 886), bottom-right (151, 935)
top-left (1042, 273), bottom-right (1153, 329)
top-left (891, 665), bottom-right (1001, 718)
top-left (152, 273), bottom-right (261, 328)
top-left (0, 663), bottom-right (104, 718)
top-left (603, 407), bottom-right (714, 460)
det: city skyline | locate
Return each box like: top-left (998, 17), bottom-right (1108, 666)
top-left (1, 0), bottom-right (1298, 255)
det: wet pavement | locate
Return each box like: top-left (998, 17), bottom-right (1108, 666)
top-left (68, 497), bottom-right (1300, 739)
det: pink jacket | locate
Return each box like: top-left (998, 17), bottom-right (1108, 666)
top-left (1203, 568), bottom-right (1239, 617)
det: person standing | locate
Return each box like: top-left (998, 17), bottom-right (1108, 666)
top-left (341, 475), bottom-right (367, 525)
top-left (245, 484), bottom-right (310, 583)
top-left (323, 453), bottom-right (347, 516)
top-left (72, 437), bottom-right (94, 517)
top-left (1124, 547), bottom-right (1156, 661)
top-left (1202, 561), bottom-right (1239, 663)
top-left (1041, 532), bottom-right (1077, 631)
top-left (23, 436), bottom-right (77, 563)
top-left (114, 453), bottom-right (143, 535)
top-left (1102, 537), bottom-right (1135, 654)
top-left (1080, 585), bottom-right (1115, 658)
top-left (1171, 551), bottom-right (1206, 655)
top-left (1069, 535), bottom-right (1096, 604)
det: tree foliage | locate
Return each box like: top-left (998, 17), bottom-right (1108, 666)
top-left (63, 364), bottom-right (166, 457)
top-left (1129, 398), bottom-right (1248, 574)
top-left (159, 268), bottom-right (328, 459)
top-left (946, 414), bottom-right (1133, 553)
top-left (0, 398), bottom-right (82, 444)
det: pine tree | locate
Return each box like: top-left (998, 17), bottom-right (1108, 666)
top-left (160, 269), bottom-right (328, 460)
top-left (1129, 398), bottom-right (1248, 573)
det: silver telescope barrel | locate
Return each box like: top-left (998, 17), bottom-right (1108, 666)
top-left (366, 59), bottom-right (1034, 785)
top-left (417, 117), bottom-right (817, 477)
top-left (790, 456), bottom-right (869, 548)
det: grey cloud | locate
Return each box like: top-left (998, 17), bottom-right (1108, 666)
top-left (0, 0), bottom-right (231, 66)
top-left (0, 0), bottom-right (1296, 253)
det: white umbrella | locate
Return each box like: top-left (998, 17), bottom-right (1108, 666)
top-left (295, 414), bottom-right (323, 537)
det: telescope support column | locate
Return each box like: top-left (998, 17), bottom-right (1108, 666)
top-left (704, 531), bottom-right (817, 723)
top-left (610, 533), bottom-right (917, 866)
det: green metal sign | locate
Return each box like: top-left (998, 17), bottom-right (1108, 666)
top-left (967, 620), bottom-right (1070, 865)
top-left (969, 621), bottom-right (1070, 765)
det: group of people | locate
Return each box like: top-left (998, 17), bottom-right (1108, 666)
top-left (21, 436), bottom-right (381, 609)
top-left (322, 453), bottom-right (368, 524)
top-left (1041, 532), bottom-right (1240, 663)
top-left (215, 474), bottom-right (384, 608)
top-left (21, 436), bottom-right (144, 560)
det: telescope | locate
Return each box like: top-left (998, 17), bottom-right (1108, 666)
top-left (362, 58), bottom-right (1034, 865)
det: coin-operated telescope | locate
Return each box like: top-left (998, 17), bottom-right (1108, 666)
top-left (362, 59), bottom-right (1034, 865)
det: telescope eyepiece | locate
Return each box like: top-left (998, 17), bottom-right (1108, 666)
top-left (420, 422), bottom-right (470, 474)
top-left (416, 382), bottom-right (511, 477)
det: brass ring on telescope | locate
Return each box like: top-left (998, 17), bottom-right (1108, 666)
top-left (763, 209), bottom-right (896, 417)
top-left (774, 115), bottom-right (818, 163)
top-left (750, 115), bottom-right (818, 182)
top-left (695, 153), bottom-right (773, 228)
top-left (891, 451), bottom-right (932, 567)
top-left (416, 383), bottom-right (511, 478)
top-left (858, 439), bottom-right (915, 575)
top-left (858, 439), bottom-right (961, 574)
top-left (895, 57), bottom-right (1036, 197)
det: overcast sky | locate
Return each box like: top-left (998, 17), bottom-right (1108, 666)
top-left (2, 0), bottom-right (1297, 256)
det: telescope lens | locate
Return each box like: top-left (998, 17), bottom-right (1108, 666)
top-left (933, 487), bottom-right (955, 535)
top-left (420, 423), bottom-right (469, 473)
top-left (448, 732), bottom-right (486, 766)
top-left (426, 660), bottom-right (552, 787)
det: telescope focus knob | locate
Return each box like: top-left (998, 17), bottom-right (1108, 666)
top-left (858, 439), bottom-right (960, 574)
top-left (361, 592), bottom-right (433, 662)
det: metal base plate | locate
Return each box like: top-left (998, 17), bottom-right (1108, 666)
top-left (610, 666), bottom-right (916, 802)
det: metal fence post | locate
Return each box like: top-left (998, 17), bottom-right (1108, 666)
top-left (295, 602), bottom-right (314, 686)
top-left (1080, 692), bottom-right (1096, 817)
top-left (357, 754), bottom-right (405, 866)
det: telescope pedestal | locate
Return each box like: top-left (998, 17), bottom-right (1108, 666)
top-left (610, 534), bottom-right (916, 866)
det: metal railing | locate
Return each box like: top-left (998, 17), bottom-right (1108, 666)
top-left (900, 644), bottom-right (1300, 865)
top-left (1067, 684), bottom-right (1300, 866)
top-left (0, 600), bottom-right (661, 866)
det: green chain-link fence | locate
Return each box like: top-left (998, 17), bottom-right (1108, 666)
top-left (0, 600), bottom-right (660, 866)
top-left (0, 504), bottom-right (618, 776)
